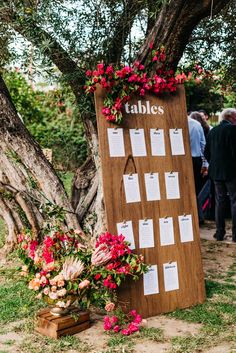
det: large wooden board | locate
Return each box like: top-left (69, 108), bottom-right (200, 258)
top-left (95, 85), bottom-right (205, 318)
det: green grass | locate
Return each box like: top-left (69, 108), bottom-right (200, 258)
top-left (19, 335), bottom-right (90, 353)
top-left (136, 327), bottom-right (164, 342)
top-left (168, 280), bottom-right (236, 327)
top-left (0, 217), bottom-right (6, 248)
top-left (0, 269), bottom-right (45, 325)
top-left (104, 334), bottom-right (134, 353)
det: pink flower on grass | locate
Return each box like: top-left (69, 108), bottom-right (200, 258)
top-left (128, 322), bottom-right (139, 333)
top-left (113, 325), bottom-right (120, 333)
top-left (121, 329), bottom-right (130, 336)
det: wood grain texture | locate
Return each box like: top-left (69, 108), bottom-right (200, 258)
top-left (35, 308), bottom-right (90, 339)
top-left (94, 85), bottom-right (205, 318)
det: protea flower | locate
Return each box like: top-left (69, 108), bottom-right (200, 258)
top-left (61, 257), bottom-right (84, 281)
top-left (91, 244), bottom-right (112, 266)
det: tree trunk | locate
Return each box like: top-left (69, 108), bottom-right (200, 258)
top-left (0, 75), bottom-right (85, 249)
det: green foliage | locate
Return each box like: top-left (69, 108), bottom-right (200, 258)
top-left (185, 79), bottom-right (224, 114)
top-left (4, 71), bottom-right (87, 170)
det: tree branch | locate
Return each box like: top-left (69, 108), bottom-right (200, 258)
top-left (137, 0), bottom-right (232, 69)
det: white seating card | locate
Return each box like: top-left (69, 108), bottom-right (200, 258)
top-left (129, 129), bottom-right (147, 156)
top-left (169, 129), bottom-right (185, 155)
top-left (107, 128), bottom-right (125, 157)
top-left (144, 173), bottom-right (161, 201)
top-left (150, 129), bottom-right (166, 156)
top-left (139, 219), bottom-right (155, 248)
top-left (163, 262), bottom-right (179, 292)
top-left (143, 265), bottom-right (159, 295)
top-left (178, 214), bottom-right (194, 242)
top-left (117, 221), bottom-right (135, 249)
top-left (123, 173), bottom-right (141, 203)
top-left (159, 217), bottom-right (175, 246)
top-left (165, 172), bottom-right (180, 199)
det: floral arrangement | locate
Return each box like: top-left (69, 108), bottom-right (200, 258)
top-left (84, 45), bottom-right (184, 124)
top-left (104, 308), bottom-right (146, 336)
top-left (17, 229), bottom-right (148, 313)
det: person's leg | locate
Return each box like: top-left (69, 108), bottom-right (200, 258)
top-left (192, 157), bottom-right (203, 195)
top-left (192, 157), bottom-right (203, 224)
top-left (214, 181), bottom-right (227, 240)
top-left (225, 178), bottom-right (236, 242)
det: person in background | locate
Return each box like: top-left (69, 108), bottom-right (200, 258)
top-left (188, 112), bottom-right (208, 224)
top-left (199, 109), bottom-right (209, 121)
top-left (199, 109), bottom-right (213, 129)
top-left (204, 108), bottom-right (236, 242)
top-left (191, 111), bottom-right (210, 140)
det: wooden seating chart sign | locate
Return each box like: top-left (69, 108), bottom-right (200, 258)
top-left (94, 85), bottom-right (205, 317)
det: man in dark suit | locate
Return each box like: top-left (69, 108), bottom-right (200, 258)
top-left (205, 108), bottom-right (236, 242)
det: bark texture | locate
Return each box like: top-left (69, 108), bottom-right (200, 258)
top-left (0, 75), bottom-right (84, 248)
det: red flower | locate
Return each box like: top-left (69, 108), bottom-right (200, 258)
top-left (94, 273), bottom-right (101, 280)
top-left (86, 70), bottom-right (92, 77)
top-left (105, 65), bottom-right (114, 75)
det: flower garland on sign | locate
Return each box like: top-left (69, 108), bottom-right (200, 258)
top-left (85, 45), bottom-right (184, 124)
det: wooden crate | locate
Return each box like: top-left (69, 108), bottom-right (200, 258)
top-left (35, 307), bottom-right (90, 339)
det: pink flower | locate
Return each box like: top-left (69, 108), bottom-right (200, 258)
top-left (97, 63), bottom-right (104, 70)
top-left (43, 287), bottom-right (50, 295)
top-left (79, 279), bottom-right (90, 289)
top-left (128, 322), bottom-right (139, 333)
top-left (103, 316), bottom-right (112, 331)
top-left (133, 315), bottom-right (142, 324)
top-left (18, 234), bottom-right (24, 243)
top-left (102, 107), bottom-right (111, 115)
top-left (86, 70), bottom-right (92, 77)
top-left (113, 325), bottom-right (120, 333)
top-left (105, 65), bottom-right (114, 75)
top-left (105, 302), bottom-right (115, 312)
top-left (111, 316), bottom-right (118, 324)
top-left (91, 243), bottom-right (112, 266)
top-left (43, 236), bottom-right (54, 248)
top-left (130, 310), bottom-right (137, 317)
top-left (121, 329), bottom-right (130, 336)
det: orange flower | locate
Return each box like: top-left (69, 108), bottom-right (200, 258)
top-left (28, 278), bottom-right (41, 291)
